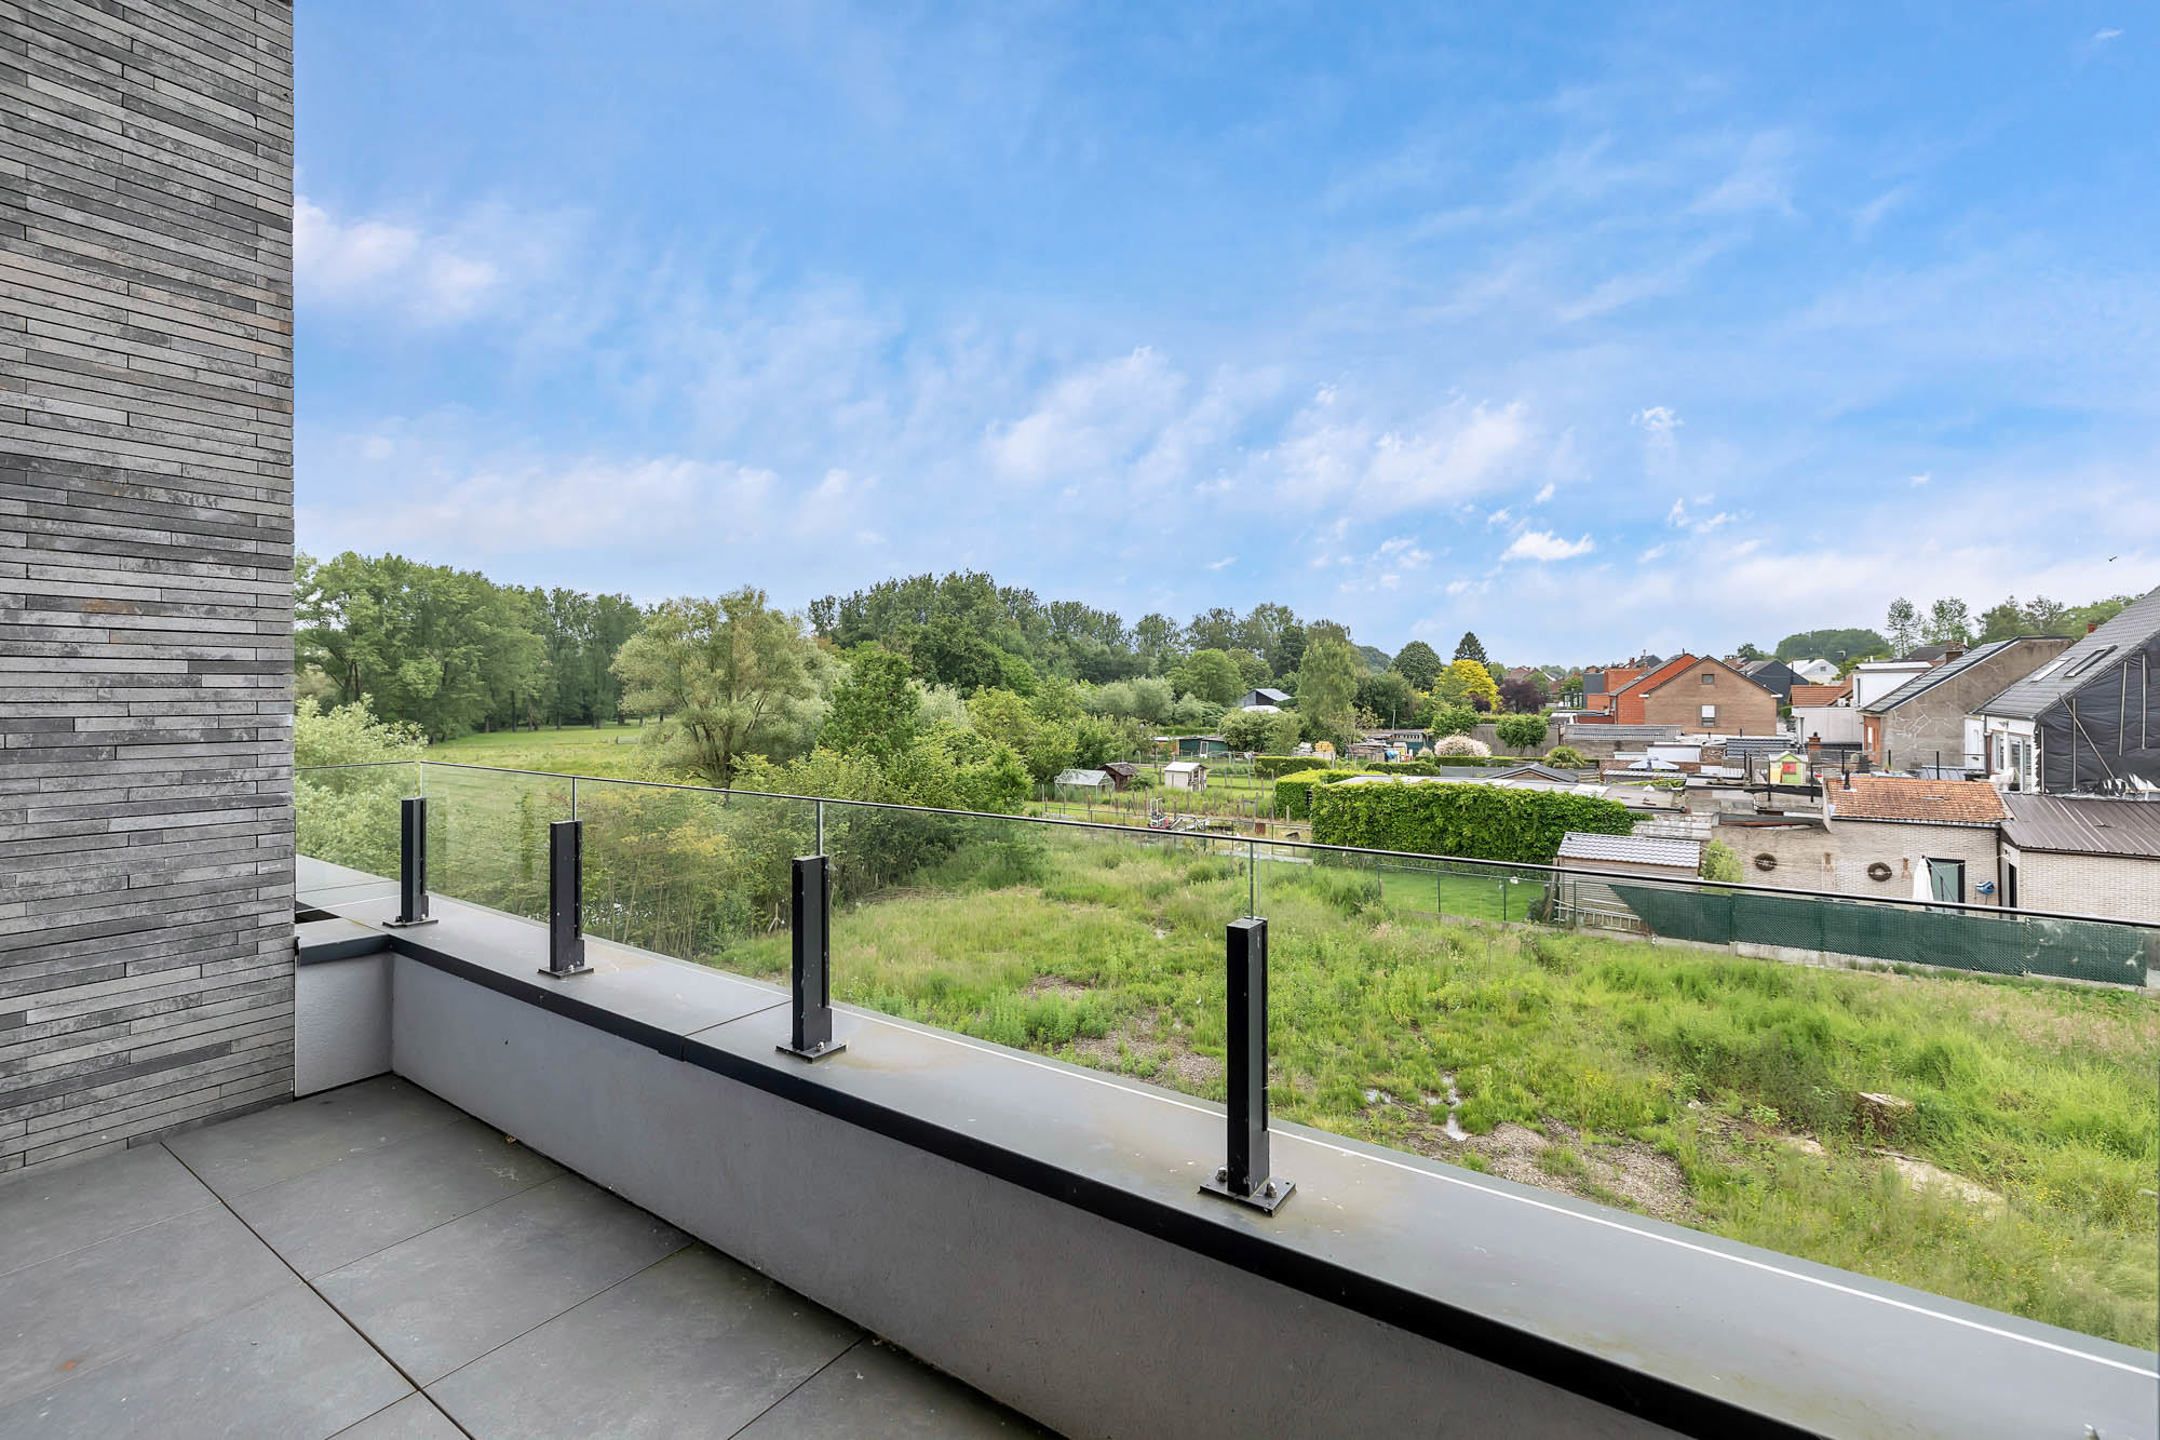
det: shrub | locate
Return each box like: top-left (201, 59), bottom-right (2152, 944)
top-left (1428, 704), bottom-right (1480, 738)
top-left (1273, 768), bottom-right (1365, 820)
top-left (1310, 779), bottom-right (1633, 864)
top-left (1702, 838), bottom-right (1743, 883)
top-left (1494, 713), bottom-right (1549, 752)
top-left (1254, 754), bottom-right (1328, 778)
top-left (1431, 734), bottom-right (1491, 758)
top-left (1544, 745), bottom-right (1591, 768)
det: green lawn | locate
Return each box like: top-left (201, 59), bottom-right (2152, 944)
top-left (712, 832), bottom-right (2158, 1349)
top-left (426, 722), bottom-right (656, 779)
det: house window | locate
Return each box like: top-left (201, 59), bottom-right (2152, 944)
top-left (1702, 672), bottom-right (1715, 684)
top-left (1925, 858), bottom-right (1965, 905)
top-left (1700, 704), bottom-right (1717, 722)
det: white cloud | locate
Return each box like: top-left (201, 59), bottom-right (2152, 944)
top-left (1852, 185), bottom-right (1910, 239)
top-left (1634, 405), bottom-right (1683, 438)
top-left (1689, 131), bottom-right (1799, 217)
top-left (1909, 472), bottom-right (1931, 487)
top-left (1206, 555), bottom-right (1237, 571)
top-left (296, 196), bottom-right (511, 323)
top-left (984, 347), bottom-right (1188, 484)
top-left (1266, 395), bottom-right (1534, 513)
top-left (1667, 496), bottom-right (1736, 534)
top-left (2094, 27), bottom-right (2123, 42)
top-left (1533, 481), bottom-right (1555, 503)
top-left (1502, 529), bottom-right (1596, 562)
top-left (303, 450), bottom-right (776, 555)
top-left (1338, 535), bottom-right (1433, 592)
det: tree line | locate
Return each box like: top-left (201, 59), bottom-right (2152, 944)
top-left (296, 553), bottom-right (642, 739)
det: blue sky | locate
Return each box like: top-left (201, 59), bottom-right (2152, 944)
top-left (295, 3), bottom-right (2157, 662)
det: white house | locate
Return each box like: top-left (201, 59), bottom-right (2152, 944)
top-left (1791, 657), bottom-right (1841, 684)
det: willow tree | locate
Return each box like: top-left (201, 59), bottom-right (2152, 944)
top-left (612, 588), bottom-right (827, 787)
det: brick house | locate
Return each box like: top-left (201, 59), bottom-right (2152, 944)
top-left (1604, 655), bottom-right (1780, 734)
top-left (1999, 793), bottom-right (2160, 923)
top-left (1722, 774), bottom-right (2008, 904)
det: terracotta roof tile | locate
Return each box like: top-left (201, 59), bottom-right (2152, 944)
top-left (1827, 774), bottom-right (2007, 825)
top-left (1790, 681), bottom-right (1852, 707)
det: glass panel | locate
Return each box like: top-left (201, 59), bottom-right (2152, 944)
top-left (294, 761), bottom-right (419, 881)
top-left (574, 779), bottom-right (812, 968)
top-left (419, 764), bottom-right (572, 922)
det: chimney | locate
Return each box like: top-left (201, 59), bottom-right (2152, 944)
top-left (1806, 731), bottom-right (1822, 760)
top-left (2088, 620), bottom-right (2099, 634)
top-left (1943, 644), bottom-right (1965, 662)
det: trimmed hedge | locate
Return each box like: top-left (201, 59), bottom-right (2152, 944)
top-left (1254, 754), bottom-right (1324, 778)
top-left (1310, 779), bottom-right (1633, 864)
top-left (1273, 768), bottom-right (1366, 819)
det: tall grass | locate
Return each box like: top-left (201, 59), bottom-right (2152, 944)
top-left (726, 831), bottom-right (2158, 1348)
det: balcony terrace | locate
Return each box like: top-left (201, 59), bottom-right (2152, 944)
top-left (0, 1074), bottom-right (1038, 1438)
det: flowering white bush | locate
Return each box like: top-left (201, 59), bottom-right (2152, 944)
top-left (1431, 734), bottom-right (1491, 757)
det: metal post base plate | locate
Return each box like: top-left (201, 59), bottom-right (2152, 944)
top-left (382, 916), bottom-right (438, 929)
top-left (535, 962), bottom-right (592, 980)
top-left (776, 1039), bottom-right (848, 1063)
top-left (1200, 1172), bottom-right (1295, 1214)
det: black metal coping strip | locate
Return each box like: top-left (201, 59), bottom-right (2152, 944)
top-left (375, 930), bottom-right (1813, 1440)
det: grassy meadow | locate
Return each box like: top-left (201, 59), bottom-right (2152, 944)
top-left (426, 721), bottom-right (656, 779)
top-left (715, 832), bottom-right (2157, 1349)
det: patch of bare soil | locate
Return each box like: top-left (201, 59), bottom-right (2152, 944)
top-left (1776, 1135), bottom-right (2005, 1214)
top-left (1463, 1121), bottom-right (1696, 1223)
top-left (1068, 1008), bottom-right (1223, 1093)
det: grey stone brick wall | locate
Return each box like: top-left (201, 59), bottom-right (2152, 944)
top-left (1, 0), bottom-right (294, 1171)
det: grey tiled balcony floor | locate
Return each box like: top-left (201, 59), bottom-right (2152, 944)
top-left (0, 1077), bottom-right (1045, 1439)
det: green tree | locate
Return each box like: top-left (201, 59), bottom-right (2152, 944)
top-left (1495, 714), bottom-right (1548, 752)
top-left (1775, 627), bottom-right (1890, 663)
top-left (1355, 670), bottom-right (1417, 727)
top-left (1434, 657), bottom-right (1501, 712)
top-left (1923, 597), bottom-right (1974, 648)
top-left (611, 589), bottom-right (826, 787)
top-left (1171, 648), bottom-right (1245, 707)
top-left (1392, 640), bottom-right (1443, 689)
top-left (1295, 626), bottom-right (1362, 742)
top-left (295, 551), bottom-right (547, 740)
top-left (2022, 595), bottom-right (2068, 633)
top-left (1454, 631), bottom-right (1488, 663)
top-left (1885, 598), bottom-right (1919, 654)
top-left (823, 648), bottom-right (922, 761)
top-left (1977, 597), bottom-right (2032, 644)
top-left (1702, 839), bottom-right (1743, 883)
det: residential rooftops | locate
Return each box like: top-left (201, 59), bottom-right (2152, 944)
top-left (2001, 793), bottom-right (2160, 858)
top-left (1859, 637), bottom-right (2065, 714)
top-left (1555, 831), bottom-right (1703, 868)
top-left (1826, 774), bottom-right (2008, 825)
top-left (1982, 585), bottom-right (2160, 720)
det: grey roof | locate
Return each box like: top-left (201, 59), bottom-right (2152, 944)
top-left (1721, 736), bottom-right (1803, 758)
top-left (1858, 639), bottom-right (2018, 714)
top-left (2002, 793), bottom-right (2160, 858)
top-left (1981, 585), bottom-right (2160, 720)
top-left (1556, 831), bottom-right (1703, 868)
top-left (1245, 687), bottom-right (1291, 702)
top-left (1493, 763), bottom-right (1584, 783)
top-left (1561, 724), bottom-right (1685, 741)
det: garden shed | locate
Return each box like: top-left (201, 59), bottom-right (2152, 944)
top-left (1163, 760), bottom-right (1209, 791)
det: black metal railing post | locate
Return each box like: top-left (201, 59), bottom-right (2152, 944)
top-left (1201, 916), bottom-right (1293, 1213)
top-left (777, 853), bottom-right (845, 1060)
top-left (539, 818), bottom-right (590, 978)
top-left (384, 796), bottom-right (435, 928)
